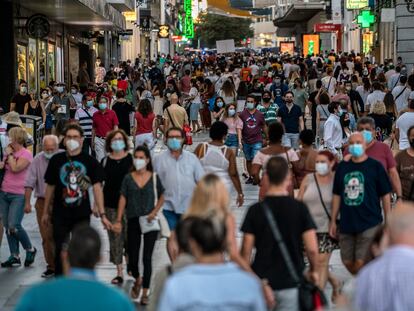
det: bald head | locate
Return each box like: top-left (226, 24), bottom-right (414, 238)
top-left (388, 204), bottom-right (414, 246)
top-left (348, 132), bottom-right (366, 146)
top-left (170, 93), bottom-right (179, 104)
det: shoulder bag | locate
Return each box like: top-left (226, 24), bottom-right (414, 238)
top-left (262, 202), bottom-right (328, 311)
top-left (313, 173), bottom-right (332, 222)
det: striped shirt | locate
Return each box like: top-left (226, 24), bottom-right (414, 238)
top-left (355, 246), bottom-right (414, 311)
top-left (75, 106), bottom-right (98, 137)
top-left (257, 103), bottom-right (279, 125)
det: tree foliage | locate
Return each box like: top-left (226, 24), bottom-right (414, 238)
top-left (195, 13), bottom-right (254, 48)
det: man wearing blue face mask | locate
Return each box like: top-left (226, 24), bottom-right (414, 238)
top-left (153, 127), bottom-right (204, 261)
top-left (343, 117), bottom-right (402, 205)
top-left (329, 132), bottom-right (392, 275)
top-left (24, 135), bottom-right (63, 278)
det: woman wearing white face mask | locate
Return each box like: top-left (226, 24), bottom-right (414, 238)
top-left (113, 145), bottom-right (165, 305)
top-left (101, 130), bottom-right (132, 286)
top-left (297, 150), bottom-right (341, 302)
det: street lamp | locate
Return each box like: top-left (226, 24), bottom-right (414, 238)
top-left (406, 0), bottom-right (414, 12)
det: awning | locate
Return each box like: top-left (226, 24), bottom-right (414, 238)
top-left (273, 2), bottom-right (325, 28)
top-left (15, 0), bottom-right (126, 30)
top-left (207, 0), bottom-right (257, 18)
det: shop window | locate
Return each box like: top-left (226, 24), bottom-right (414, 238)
top-left (48, 43), bottom-right (55, 83)
top-left (17, 44), bottom-right (27, 83)
top-left (38, 41), bottom-right (47, 90)
top-left (28, 38), bottom-right (38, 92)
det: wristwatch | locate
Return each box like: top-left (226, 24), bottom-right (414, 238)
top-left (99, 212), bottom-right (106, 218)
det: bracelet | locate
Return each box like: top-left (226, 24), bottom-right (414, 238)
top-left (238, 193), bottom-right (244, 197)
top-left (261, 278), bottom-right (269, 286)
top-left (99, 213), bottom-right (106, 218)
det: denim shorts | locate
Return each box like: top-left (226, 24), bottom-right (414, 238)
top-left (163, 210), bottom-right (182, 231)
top-left (225, 134), bottom-right (238, 148)
top-left (243, 142), bottom-right (262, 161)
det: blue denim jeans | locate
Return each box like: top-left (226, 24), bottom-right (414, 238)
top-left (0, 191), bottom-right (32, 256)
top-left (242, 142), bottom-right (263, 161)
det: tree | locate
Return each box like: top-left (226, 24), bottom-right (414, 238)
top-left (195, 13), bottom-right (254, 48)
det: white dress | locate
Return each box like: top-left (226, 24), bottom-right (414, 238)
top-left (200, 143), bottom-right (234, 196)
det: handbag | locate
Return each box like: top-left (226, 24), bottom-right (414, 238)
top-left (262, 202), bottom-right (328, 311)
top-left (139, 173), bottom-right (171, 238)
top-left (183, 124), bottom-right (193, 145)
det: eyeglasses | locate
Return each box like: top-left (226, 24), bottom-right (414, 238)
top-left (246, 101), bottom-right (255, 103)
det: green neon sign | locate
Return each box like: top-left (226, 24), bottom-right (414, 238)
top-left (184, 0), bottom-right (194, 38)
top-left (357, 10), bottom-right (375, 28)
top-left (308, 40), bottom-right (314, 55)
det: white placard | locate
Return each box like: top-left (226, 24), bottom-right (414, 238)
top-left (216, 39), bottom-right (236, 54)
top-left (381, 8), bottom-right (395, 22)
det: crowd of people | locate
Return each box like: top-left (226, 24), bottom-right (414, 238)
top-left (1, 50), bottom-right (414, 311)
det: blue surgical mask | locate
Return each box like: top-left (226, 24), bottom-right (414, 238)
top-left (111, 140), bottom-right (125, 152)
top-left (362, 130), bottom-right (373, 144)
top-left (217, 101), bottom-right (224, 108)
top-left (349, 143), bottom-right (364, 158)
top-left (228, 109), bottom-right (236, 117)
top-left (86, 100), bottom-right (94, 108)
top-left (99, 103), bottom-right (107, 110)
top-left (337, 108), bottom-right (343, 117)
top-left (167, 138), bottom-right (182, 151)
top-left (246, 102), bottom-right (255, 110)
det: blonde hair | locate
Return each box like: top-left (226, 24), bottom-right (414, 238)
top-left (371, 101), bottom-right (386, 115)
top-left (185, 174), bottom-right (230, 220)
top-left (8, 127), bottom-right (28, 145)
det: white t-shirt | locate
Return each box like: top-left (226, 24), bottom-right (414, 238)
top-left (321, 75), bottom-right (337, 97)
top-left (249, 64), bottom-right (259, 77)
top-left (392, 85), bottom-right (411, 113)
top-left (396, 111), bottom-right (414, 150)
top-left (366, 90), bottom-right (386, 112)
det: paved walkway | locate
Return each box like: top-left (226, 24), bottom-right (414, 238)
top-left (0, 132), bottom-right (351, 310)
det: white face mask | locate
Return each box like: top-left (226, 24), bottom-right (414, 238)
top-left (315, 162), bottom-right (330, 176)
top-left (133, 158), bottom-right (147, 171)
top-left (66, 139), bottom-right (80, 152)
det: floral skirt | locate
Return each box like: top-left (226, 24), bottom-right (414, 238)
top-left (317, 232), bottom-right (339, 253)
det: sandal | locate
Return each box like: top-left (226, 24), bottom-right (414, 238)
top-left (111, 276), bottom-right (124, 286)
top-left (140, 295), bottom-right (149, 305)
top-left (131, 279), bottom-right (142, 299)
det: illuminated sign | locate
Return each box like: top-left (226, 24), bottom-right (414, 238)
top-left (314, 23), bottom-right (342, 32)
top-left (303, 34), bottom-right (320, 56)
top-left (158, 25), bottom-right (170, 38)
top-left (123, 11), bottom-right (136, 21)
top-left (346, 0), bottom-right (369, 10)
top-left (279, 42), bottom-right (295, 55)
top-left (184, 0), bottom-right (194, 39)
top-left (357, 10), bottom-right (375, 28)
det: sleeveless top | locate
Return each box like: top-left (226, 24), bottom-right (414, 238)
top-left (27, 102), bottom-right (42, 117)
top-left (302, 174), bottom-right (333, 233)
top-left (199, 143), bottom-right (233, 194)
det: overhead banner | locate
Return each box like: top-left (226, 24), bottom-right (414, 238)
top-left (303, 34), bottom-right (320, 56)
top-left (216, 39), bottom-right (236, 54)
top-left (332, 0), bottom-right (342, 24)
top-left (280, 41), bottom-right (295, 55)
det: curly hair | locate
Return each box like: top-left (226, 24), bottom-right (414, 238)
top-left (137, 99), bottom-right (153, 118)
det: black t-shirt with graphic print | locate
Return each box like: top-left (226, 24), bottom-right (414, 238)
top-left (333, 157), bottom-right (392, 234)
top-left (44, 151), bottom-right (105, 219)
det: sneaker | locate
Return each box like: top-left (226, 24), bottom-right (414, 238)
top-left (41, 269), bottom-right (55, 278)
top-left (24, 248), bottom-right (37, 267)
top-left (1, 256), bottom-right (21, 267)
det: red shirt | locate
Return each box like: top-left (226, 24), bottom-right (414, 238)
top-left (344, 140), bottom-right (396, 171)
top-left (93, 109), bottom-right (119, 137)
top-left (117, 80), bottom-right (128, 91)
top-left (135, 111), bottom-right (155, 135)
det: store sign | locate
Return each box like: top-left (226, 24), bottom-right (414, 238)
top-left (346, 0), bottom-right (368, 10)
top-left (303, 34), bottom-right (320, 56)
top-left (280, 42), bottom-right (295, 55)
top-left (140, 17), bottom-right (150, 32)
top-left (314, 23), bottom-right (342, 32)
top-left (119, 29), bottom-right (133, 36)
top-left (123, 11), bottom-right (136, 21)
top-left (158, 25), bottom-right (170, 38)
top-left (26, 14), bottom-right (50, 39)
top-left (184, 0), bottom-right (194, 39)
top-left (357, 10), bottom-right (375, 28)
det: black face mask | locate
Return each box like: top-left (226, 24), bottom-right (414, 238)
top-left (410, 139), bottom-right (414, 149)
top-left (343, 120), bottom-right (350, 127)
top-left (263, 97), bottom-right (271, 102)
